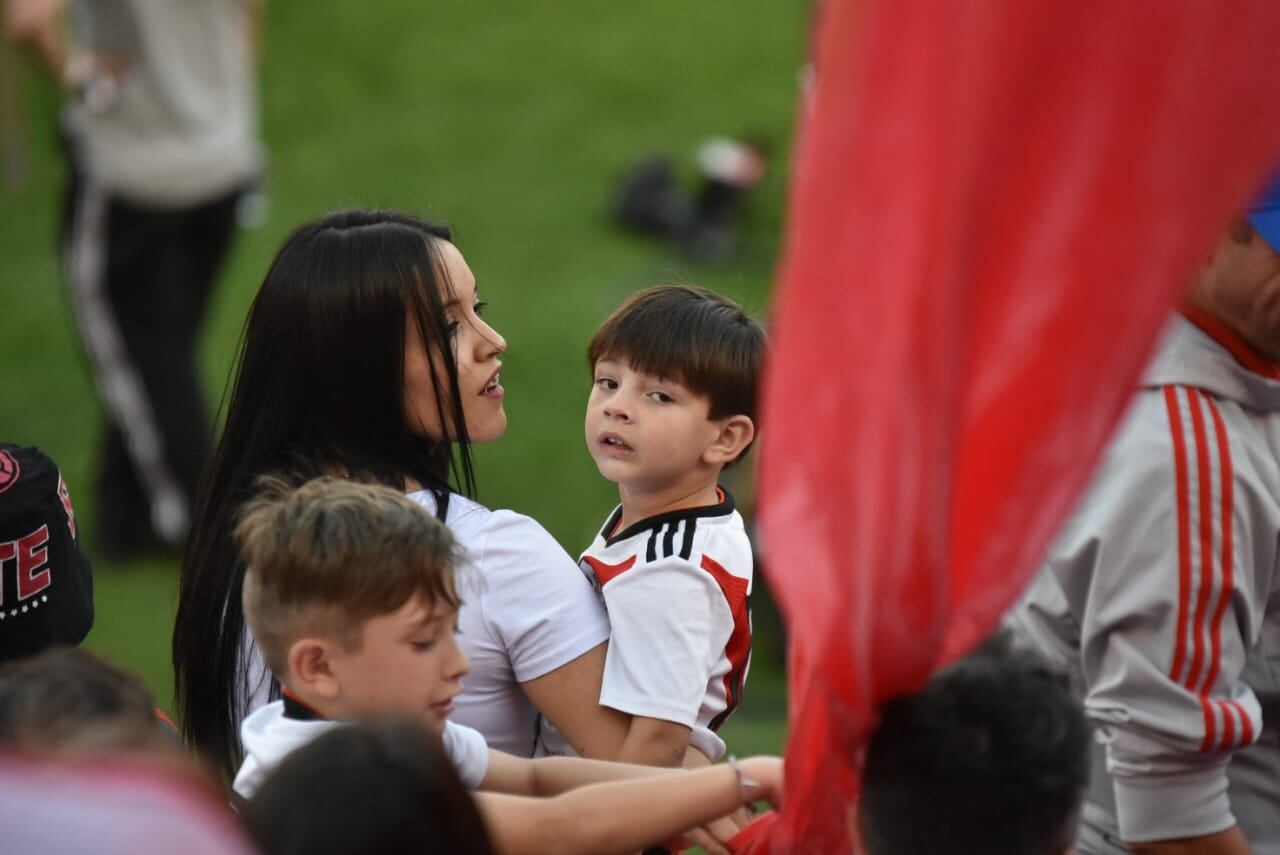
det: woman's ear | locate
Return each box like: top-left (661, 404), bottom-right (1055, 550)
top-left (286, 637), bottom-right (341, 700)
top-left (703, 415), bottom-right (755, 466)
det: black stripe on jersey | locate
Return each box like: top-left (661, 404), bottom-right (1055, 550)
top-left (679, 518), bottom-right (697, 560)
top-left (646, 528), bottom-right (658, 562)
top-left (603, 487), bottom-right (736, 547)
top-left (662, 521), bottom-right (679, 558)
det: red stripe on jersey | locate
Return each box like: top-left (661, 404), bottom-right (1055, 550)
top-left (700, 555), bottom-right (750, 731)
top-left (583, 555), bottom-right (637, 587)
top-left (1186, 389), bottom-right (1215, 695)
top-left (1199, 400), bottom-right (1234, 707)
top-left (1164, 386), bottom-right (1193, 687)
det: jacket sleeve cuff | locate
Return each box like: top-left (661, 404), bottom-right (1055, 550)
top-left (1112, 765), bottom-right (1235, 843)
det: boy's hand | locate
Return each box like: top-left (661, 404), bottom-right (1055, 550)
top-left (739, 756), bottom-right (784, 810)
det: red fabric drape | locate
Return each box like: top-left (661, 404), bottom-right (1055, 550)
top-left (747, 2), bottom-right (1280, 851)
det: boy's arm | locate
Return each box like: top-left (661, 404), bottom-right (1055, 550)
top-left (615, 716), bottom-right (691, 767)
top-left (480, 749), bottom-right (676, 797)
top-left (473, 756), bottom-right (782, 855)
top-left (596, 555), bottom-right (735, 765)
top-left (1129, 828), bottom-right (1252, 855)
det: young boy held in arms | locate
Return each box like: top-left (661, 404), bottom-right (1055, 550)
top-left (562, 285), bottom-right (763, 767)
top-left (232, 476), bottom-right (781, 855)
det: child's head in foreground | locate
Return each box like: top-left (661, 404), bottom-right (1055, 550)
top-left (0, 646), bottom-right (169, 755)
top-left (244, 720), bottom-right (494, 855)
top-left (237, 477), bottom-right (467, 733)
top-left (585, 285), bottom-right (765, 496)
top-left (857, 633), bottom-right (1089, 855)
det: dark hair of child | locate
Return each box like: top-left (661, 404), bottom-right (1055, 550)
top-left (587, 285), bottom-right (765, 455)
top-left (859, 633), bottom-right (1089, 855)
top-left (243, 720), bottom-right (494, 855)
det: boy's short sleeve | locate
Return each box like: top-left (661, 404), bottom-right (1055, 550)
top-left (598, 554), bottom-right (733, 727)
top-left (478, 511), bottom-right (611, 683)
top-left (442, 721), bottom-right (489, 789)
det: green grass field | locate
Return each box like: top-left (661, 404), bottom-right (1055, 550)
top-left (0, 1), bottom-right (803, 757)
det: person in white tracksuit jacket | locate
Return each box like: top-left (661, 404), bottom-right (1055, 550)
top-left (1010, 180), bottom-right (1280, 855)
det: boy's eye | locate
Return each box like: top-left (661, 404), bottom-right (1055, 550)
top-left (595, 377), bottom-right (618, 390)
top-left (412, 637), bottom-right (438, 652)
top-left (648, 391), bottom-right (674, 403)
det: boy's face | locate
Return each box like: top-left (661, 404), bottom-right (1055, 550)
top-left (326, 595), bottom-right (468, 735)
top-left (586, 358), bottom-right (727, 495)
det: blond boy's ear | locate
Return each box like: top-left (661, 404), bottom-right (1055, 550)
top-left (703, 415), bottom-right (755, 466)
top-left (286, 637), bottom-right (341, 700)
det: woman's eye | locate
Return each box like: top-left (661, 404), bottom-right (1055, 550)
top-left (447, 320), bottom-right (461, 338)
top-left (473, 301), bottom-right (487, 317)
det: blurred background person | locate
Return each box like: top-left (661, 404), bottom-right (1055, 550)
top-left (0, 649), bottom-right (252, 855)
top-left (4, 0), bottom-right (264, 561)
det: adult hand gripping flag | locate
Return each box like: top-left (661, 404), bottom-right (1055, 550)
top-left (743, 1), bottom-right (1280, 851)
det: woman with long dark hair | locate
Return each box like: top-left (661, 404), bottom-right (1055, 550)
top-left (173, 210), bottom-right (628, 782)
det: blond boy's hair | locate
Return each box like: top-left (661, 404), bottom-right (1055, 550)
top-left (235, 477), bottom-right (461, 678)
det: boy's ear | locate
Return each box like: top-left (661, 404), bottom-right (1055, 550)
top-left (703, 415), bottom-right (755, 466)
top-left (286, 637), bottom-right (341, 700)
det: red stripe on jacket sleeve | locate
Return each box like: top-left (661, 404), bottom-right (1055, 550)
top-left (1164, 386), bottom-right (1193, 687)
top-left (1185, 389), bottom-right (1215, 697)
top-left (1199, 398), bottom-right (1237, 750)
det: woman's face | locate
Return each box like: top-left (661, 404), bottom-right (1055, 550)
top-left (403, 241), bottom-right (508, 443)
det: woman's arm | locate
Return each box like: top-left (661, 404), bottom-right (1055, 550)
top-left (520, 642), bottom-right (633, 759)
top-left (474, 756), bottom-right (782, 855)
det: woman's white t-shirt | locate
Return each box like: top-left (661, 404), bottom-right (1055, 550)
top-left (406, 490), bottom-right (610, 755)
top-left (243, 491), bottom-right (610, 758)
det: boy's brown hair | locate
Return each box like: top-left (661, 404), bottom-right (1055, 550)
top-left (587, 285), bottom-right (765, 457)
top-left (235, 477), bottom-right (462, 679)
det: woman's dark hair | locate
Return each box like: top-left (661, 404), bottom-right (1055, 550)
top-left (243, 720), bottom-right (494, 855)
top-left (173, 210), bottom-right (478, 782)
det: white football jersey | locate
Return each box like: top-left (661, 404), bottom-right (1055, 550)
top-left (580, 488), bottom-right (753, 761)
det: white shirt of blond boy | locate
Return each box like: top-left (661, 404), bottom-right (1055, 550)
top-left (234, 694), bottom-right (488, 799)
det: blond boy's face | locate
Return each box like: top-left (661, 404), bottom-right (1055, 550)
top-left (586, 358), bottom-right (726, 495)
top-left (326, 595), bottom-right (468, 735)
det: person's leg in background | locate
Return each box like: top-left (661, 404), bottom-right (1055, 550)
top-left (63, 177), bottom-right (239, 561)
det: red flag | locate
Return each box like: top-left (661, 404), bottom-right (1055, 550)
top-left (753, 2), bottom-right (1280, 851)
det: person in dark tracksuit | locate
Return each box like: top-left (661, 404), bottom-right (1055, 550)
top-left (6, 0), bottom-right (263, 558)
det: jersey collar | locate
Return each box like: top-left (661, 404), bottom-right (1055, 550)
top-left (600, 486), bottom-right (736, 546)
top-left (281, 688), bottom-right (327, 722)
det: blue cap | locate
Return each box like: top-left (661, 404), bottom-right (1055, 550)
top-left (1246, 168), bottom-right (1280, 252)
